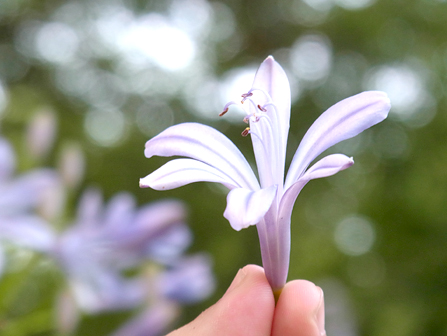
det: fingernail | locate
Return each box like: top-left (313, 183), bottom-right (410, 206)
top-left (315, 287), bottom-right (326, 336)
top-left (226, 267), bottom-right (248, 293)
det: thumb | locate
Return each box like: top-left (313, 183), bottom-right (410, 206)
top-left (272, 280), bottom-right (326, 336)
top-left (168, 265), bottom-right (275, 336)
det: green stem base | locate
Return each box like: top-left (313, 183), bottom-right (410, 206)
top-left (273, 287), bottom-right (283, 304)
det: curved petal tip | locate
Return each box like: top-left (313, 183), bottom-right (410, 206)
top-left (223, 186), bottom-right (277, 231)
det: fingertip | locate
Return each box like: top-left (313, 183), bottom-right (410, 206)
top-left (170, 265), bottom-right (275, 336)
top-left (226, 264), bottom-right (267, 294)
top-left (272, 280), bottom-right (326, 336)
top-left (219, 264), bottom-right (275, 335)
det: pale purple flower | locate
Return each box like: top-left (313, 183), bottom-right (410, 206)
top-left (0, 136), bottom-right (60, 279)
top-left (0, 187), bottom-right (214, 316)
top-left (111, 255), bottom-right (215, 336)
top-left (140, 56), bottom-right (391, 292)
top-left (26, 108), bottom-right (57, 160)
top-left (0, 137), bottom-right (60, 218)
top-left (110, 301), bottom-right (179, 336)
top-left (54, 189), bottom-right (204, 312)
top-left (158, 254), bottom-right (215, 304)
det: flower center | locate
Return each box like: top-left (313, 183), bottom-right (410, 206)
top-left (219, 88), bottom-right (283, 188)
top-left (219, 89), bottom-right (276, 136)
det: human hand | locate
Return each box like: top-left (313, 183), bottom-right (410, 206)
top-left (168, 264), bottom-right (326, 336)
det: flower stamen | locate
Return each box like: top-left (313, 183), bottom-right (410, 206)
top-left (241, 92), bottom-right (253, 102)
top-left (257, 104), bottom-right (267, 112)
top-left (219, 108), bottom-right (229, 117)
top-left (241, 127), bottom-right (250, 137)
top-left (219, 101), bottom-right (238, 117)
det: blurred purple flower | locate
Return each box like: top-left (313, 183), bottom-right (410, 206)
top-left (0, 137), bottom-right (60, 219)
top-left (140, 56), bottom-right (391, 293)
top-left (1, 184), bottom-right (214, 334)
top-left (0, 137), bottom-right (60, 254)
top-left (26, 108), bottom-right (57, 161)
top-left (110, 301), bottom-right (179, 336)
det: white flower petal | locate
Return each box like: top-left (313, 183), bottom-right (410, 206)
top-left (285, 91), bottom-right (390, 189)
top-left (250, 56), bottom-right (291, 188)
top-left (279, 154), bottom-right (354, 224)
top-left (300, 154), bottom-right (354, 181)
top-left (144, 122), bottom-right (259, 190)
top-left (252, 56), bottom-right (291, 153)
top-left (140, 158), bottom-right (240, 190)
top-left (224, 185), bottom-right (277, 231)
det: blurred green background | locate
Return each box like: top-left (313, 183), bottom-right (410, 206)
top-left (1, 0), bottom-right (447, 335)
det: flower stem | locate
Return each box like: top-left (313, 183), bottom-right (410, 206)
top-left (273, 287), bottom-right (283, 304)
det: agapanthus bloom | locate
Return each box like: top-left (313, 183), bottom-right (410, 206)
top-left (140, 56), bottom-right (391, 294)
top-left (0, 187), bottom-right (214, 335)
top-left (0, 137), bottom-right (59, 220)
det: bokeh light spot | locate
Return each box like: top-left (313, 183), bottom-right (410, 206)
top-left (84, 109), bottom-right (126, 147)
top-left (291, 34), bottom-right (332, 85)
top-left (346, 253), bottom-right (386, 287)
top-left (334, 215), bottom-right (376, 256)
top-left (333, 0), bottom-right (376, 10)
top-left (35, 22), bottom-right (79, 64)
top-left (364, 63), bottom-right (436, 126)
top-left (303, 0), bottom-right (334, 12)
top-left (117, 14), bottom-right (196, 71)
top-left (169, 0), bottom-right (212, 37)
top-left (136, 102), bottom-right (175, 136)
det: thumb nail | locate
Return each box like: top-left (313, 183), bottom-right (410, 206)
top-left (226, 267), bottom-right (248, 293)
top-left (315, 287), bottom-right (326, 336)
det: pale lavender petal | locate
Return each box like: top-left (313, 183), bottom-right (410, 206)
top-left (110, 301), bottom-right (179, 336)
top-left (224, 185), bottom-right (277, 231)
top-left (0, 138), bottom-right (15, 181)
top-left (0, 215), bottom-right (56, 252)
top-left (250, 56), bottom-right (291, 188)
top-left (103, 192), bottom-right (136, 229)
top-left (69, 271), bottom-right (145, 313)
top-left (133, 200), bottom-right (186, 235)
top-left (256, 209), bottom-right (290, 291)
top-left (56, 230), bottom-right (145, 312)
top-left (280, 154), bottom-right (354, 224)
top-left (75, 188), bottom-right (103, 228)
top-left (26, 109), bottom-right (57, 160)
top-left (133, 200), bottom-right (191, 262)
top-left (251, 56), bottom-right (291, 153)
top-left (285, 91), bottom-right (390, 189)
top-left (143, 122), bottom-right (259, 190)
top-left (146, 223), bottom-right (192, 263)
top-left (140, 158), bottom-right (240, 190)
top-left (87, 199), bottom-right (191, 266)
top-left (55, 290), bottom-right (80, 335)
top-left (160, 254), bottom-right (215, 303)
top-left (58, 142), bottom-right (85, 189)
top-left (301, 154), bottom-right (354, 181)
top-left (0, 169), bottom-right (60, 215)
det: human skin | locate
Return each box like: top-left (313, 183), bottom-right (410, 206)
top-left (168, 265), bottom-right (326, 336)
